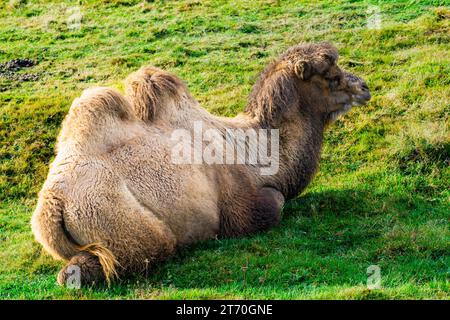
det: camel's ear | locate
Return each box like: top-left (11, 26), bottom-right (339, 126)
top-left (294, 60), bottom-right (313, 80)
top-left (322, 52), bottom-right (336, 64)
top-left (316, 52), bottom-right (337, 73)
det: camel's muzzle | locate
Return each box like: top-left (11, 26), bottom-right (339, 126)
top-left (351, 81), bottom-right (371, 106)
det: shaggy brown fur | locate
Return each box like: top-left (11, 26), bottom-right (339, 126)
top-left (125, 66), bottom-right (197, 125)
top-left (32, 42), bottom-right (370, 286)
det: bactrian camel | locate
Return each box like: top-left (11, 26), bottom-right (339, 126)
top-left (31, 42), bottom-right (371, 286)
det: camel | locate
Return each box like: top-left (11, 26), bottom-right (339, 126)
top-left (31, 42), bottom-right (371, 286)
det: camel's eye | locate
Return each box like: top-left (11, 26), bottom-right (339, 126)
top-left (328, 76), bottom-right (340, 90)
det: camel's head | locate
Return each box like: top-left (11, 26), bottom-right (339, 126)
top-left (286, 42), bottom-right (371, 123)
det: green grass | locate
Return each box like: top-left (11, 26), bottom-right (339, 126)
top-left (0, 0), bottom-right (449, 299)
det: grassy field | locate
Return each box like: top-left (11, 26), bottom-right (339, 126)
top-left (0, 0), bottom-right (449, 299)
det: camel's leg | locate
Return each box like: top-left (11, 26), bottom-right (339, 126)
top-left (57, 251), bottom-right (105, 287)
top-left (219, 187), bottom-right (284, 238)
top-left (251, 187), bottom-right (285, 231)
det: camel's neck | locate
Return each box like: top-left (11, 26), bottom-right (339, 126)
top-left (190, 66), bottom-right (325, 200)
top-left (234, 109), bottom-right (324, 200)
top-left (266, 113), bottom-right (324, 200)
top-left (240, 66), bottom-right (326, 200)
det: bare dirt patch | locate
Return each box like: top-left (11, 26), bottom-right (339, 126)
top-left (0, 58), bottom-right (39, 82)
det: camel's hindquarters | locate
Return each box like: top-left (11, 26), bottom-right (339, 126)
top-left (32, 173), bottom-right (179, 286)
top-left (31, 191), bottom-right (119, 285)
top-left (31, 191), bottom-right (78, 261)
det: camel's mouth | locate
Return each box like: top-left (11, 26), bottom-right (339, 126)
top-left (352, 92), bottom-right (371, 106)
top-left (329, 103), bottom-right (352, 122)
top-left (329, 89), bottom-right (371, 122)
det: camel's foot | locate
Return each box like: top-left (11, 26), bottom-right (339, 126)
top-left (57, 251), bottom-right (106, 287)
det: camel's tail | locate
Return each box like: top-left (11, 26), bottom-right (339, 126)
top-left (31, 192), bottom-right (118, 284)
